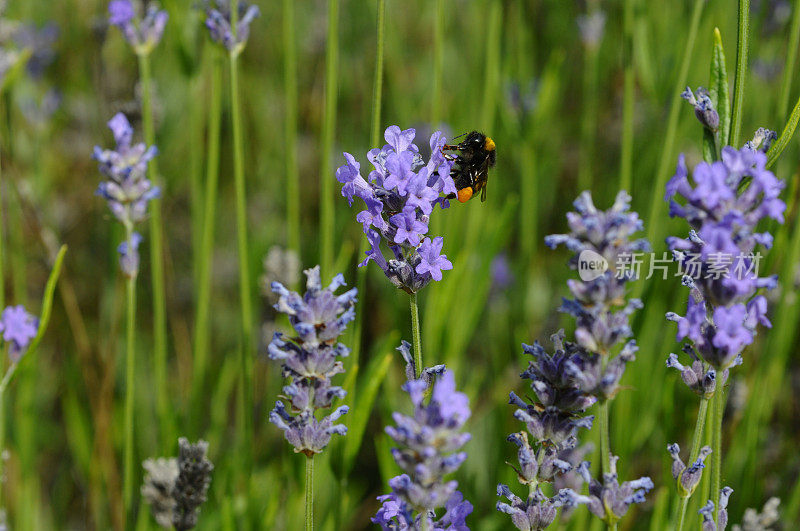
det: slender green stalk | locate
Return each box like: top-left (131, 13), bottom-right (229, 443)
top-left (192, 55), bottom-right (223, 402)
top-left (598, 401), bottom-right (610, 475)
top-left (0, 99), bottom-right (4, 310)
top-left (619, 0), bottom-right (635, 192)
top-left (0, 367), bottom-right (7, 511)
top-left (137, 52), bottom-right (169, 448)
top-left (431, 0), bottom-right (444, 126)
top-left (320, 0), bottom-right (340, 277)
top-left (777, 0), bottom-right (800, 118)
top-left (675, 396), bottom-right (710, 531)
top-left (729, 0), bottom-right (750, 148)
top-left (122, 228), bottom-right (137, 521)
top-left (410, 292), bottom-right (422, 378)
top-left (284, 0), bottom-right (300, 256)
top-left (229, 52), bottom-right (254, 452)
top-left (643, 0), bottom-right (705, 253)
top-left (578, 0), bottom-right (601, 191)
top-left (710, 386), bottom-right (725, 523)
top-left (305, 455), bottom-right (314, 531)
top-left (351, 0), bottom-right (386, 370)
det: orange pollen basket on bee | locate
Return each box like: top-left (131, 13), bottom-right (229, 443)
top-left (484, 137), bottom-right (496, 151)
top-left (457, 187), bottom-right (474, 203)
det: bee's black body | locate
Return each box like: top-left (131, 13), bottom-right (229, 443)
top-left (443, 131), bottom-right (496, 202)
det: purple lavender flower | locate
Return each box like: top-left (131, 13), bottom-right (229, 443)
top-left (744, 127), bottom-right (777, 153)
top-left (665, 147), bottom-right (785, 376)
top-left (204, 0), bottom-right (260, 54)
top-left (545, 191), bottom-right (649, 396)
top-left (682, 87), bottom-right (720, 132)
top-left (558, 458), bottom-right (654, 526)
top-left (667, 443), bottom-right (712, 497)
top-left (268, 266), bottom-right (355, 456)
top-left (700, 487), bottom-right (733, 531)
top-left (496, 484), bottom-right (562, 531)
top-left (13, 22), bottom-right (58, 79)
top-left (373, 371), bottom-right (473, 528)
top-left (0, 305), bottom-right (39, 362)
top-left (336, 125), bottom-right (457, 293)
top-left (94, 112), bottom-right (160, 227)
top-left (108, 0), bottom-right (168, 54)
top-left (118, 232), bottom-right (143, 278)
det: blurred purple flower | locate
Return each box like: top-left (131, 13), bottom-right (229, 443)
top-left (268, 266), bottom-right (355, 456)
top-left (108, 0), bottom-right (168, 54)
top-left (118, 232), bottom-right (143, 278)
top-left (0, 305), bottom-right (38, 362)
top-left (337, 125), bottom-right (457, 293)
top-left (94, 112), bottom-right (160, 227)
top-left (204, 0), bottom-right (260, 54)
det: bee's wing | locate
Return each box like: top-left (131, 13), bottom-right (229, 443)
top-left (479, 157), bottom-right (491, 202)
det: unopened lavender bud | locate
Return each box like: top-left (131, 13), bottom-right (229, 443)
top-left (668, 443), bottom-right (712, 497)
top-left (682, 87), bottom-right (719, 132)
top-left (744, 127), bottom-right (778, 153)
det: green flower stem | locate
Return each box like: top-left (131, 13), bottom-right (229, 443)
top-left (578, 1), bottom-right (601, 191)
top-left (229, 51), bottom-right (254, 452)
top-left (284, 0), bottom-right (300, 256)
top-left (642, 0), bottom-right (705, 261)
top-left (432, 0), bottom-right (444, 127)
top-left (0, 99), bottom-right (4, 310)
top-left (136, 52), bottom-right (169, 448)
top-left (729, 0), bottom-right (750, 148)
top-left (320, 0), bottom-right (339, 277)
top-left (676, 396), bottom-right (710, 531)
top-left (619, 0), bottom-right (635, 192)
top-left (778, 0), bottom-right (800, 118)
top-left (122, 226), bottom-right (137, 522)
top-left (410, 292), bottom-right (422, 378)
top-left (711, 386), bottom-right (726, 524)
top-left (305, 455), bottom-right (314, 531)
top-left (0, 360), bottom-right (13, 511)
top-left (351, 0), bottom-right (385, 372)
top-left (598, 400), bottom-right (610, 475)
top-left (192, 54), bottom-right (223, 403)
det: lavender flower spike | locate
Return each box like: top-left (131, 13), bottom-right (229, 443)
top-left (108, 0), bottom-right (168, 55)
top-left (336, 126), bottom-right (457, 293)
top-left (665, 147), bottom-right (786, 375)
top-left (700, 487), bottom-right (733, 531)
top-left (558, 457), bottom-right (654, 526)
top-left (204, 0), bottom-right (260, 55)
top-left (268, 266), bottom-right (356, 456)
top-left (667, 443), bottom-right (712, 497)
top-left (0, 305), bottom-right (39, 362)
top-left (172, 438), bottom-right (213, 531)
top-left (94, 112), bottom-right (160, 228)
top-left (373, 370), bottom-right (473, 529)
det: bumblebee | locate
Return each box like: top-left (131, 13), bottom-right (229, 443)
top-left (443, 131), bottom-right (496, 202)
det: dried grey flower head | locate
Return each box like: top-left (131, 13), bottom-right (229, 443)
top-left (141, 457), bottom-right (179, 528)
top-left (732, 497), bottom-right (781, 531)
top-left (173, 438), bottom-right (213, 531)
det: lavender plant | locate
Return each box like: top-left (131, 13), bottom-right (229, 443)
top-left (107, 0), bottom-right (171, 452)
top-left (372, 370), bottom-right (473, 530)
top-left (203, 0), bottom-right (261, 456)
top-left (268, 265), bottom-right (356, 530)
top-left (664, 144), bottom-right (785, 527)
top-left (0, 246), bottom-right (65, 521)
top-left (699, 487), bottom-right (733, 531)
top-left (94, 111), bottom-right (159, 515)
top-left (544, 191), bottom-right (652, 530)
top-left (336, 125), bottom-right (456, 377)
top-left (496, 331), bottom-right (595, 530)
top-left (141, 438), bottom-right (214, 530)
